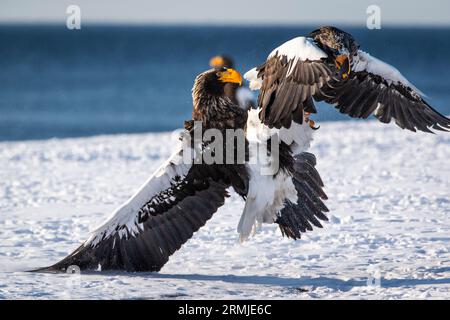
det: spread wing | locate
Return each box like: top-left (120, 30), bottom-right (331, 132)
top-left (244, 37), bottom-right (332, 129)
top-left (319, 50), bottom-right (450, 133)
top-left (35, 147), bottom-right (232, 272)
top-left (246, 37), bottom-right (450, 133)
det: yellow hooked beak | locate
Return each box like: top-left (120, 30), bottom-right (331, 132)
top-left (210, 56), bottom-right (225, 68)
top-left (217, 68), bottom-right (242, 86)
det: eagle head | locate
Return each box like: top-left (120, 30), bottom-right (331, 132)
top-left (193, 67), bottom-right (242, 97)
top-left (308, 26), bottom-right (359, 57)
top-left (191, 67), bottom-right (244, 125)
top-left (308, 26), bottom-right (359, 79)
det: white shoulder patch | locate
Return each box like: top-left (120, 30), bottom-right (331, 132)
top-left (269, 37), bottom-right (327, 62)
top-left (353, 50), bottom-right (425, 96)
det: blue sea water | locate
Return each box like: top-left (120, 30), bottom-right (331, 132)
top-left (0, 25), bottom-right (449, 141)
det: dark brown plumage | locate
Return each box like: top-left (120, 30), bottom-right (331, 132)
top-left (308, 26), bottom-right (359, 59)
top-left (250, 26), bottom-right (450, 133)
top-left (32, 67), bottom-right (250, 273)
top-left (192, 67), bottom-right (247, 130)
top-left (31, 67), bottom-right (328, 274)
top-left (256, 55), bottom-right (332, 128)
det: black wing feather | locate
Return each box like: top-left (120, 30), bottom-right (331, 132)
top-left (320, 70), bottom-right (450, 133)
top-left (34, 164), bottom-right (233, 273)
top-left (257, 56), bottom-right (332, 129)
top-left (276, 152), bottom-right (329, 240)
top-left (254, 44), bottom-right (449, 133)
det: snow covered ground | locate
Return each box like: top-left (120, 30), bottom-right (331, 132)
top-left (0, 119), bottom-right (449, 299)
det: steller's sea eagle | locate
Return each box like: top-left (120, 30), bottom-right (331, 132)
top-left (34, 67), bottom-right (327, 272)
top-left (245, 26), bottom-right (450, 132)
top-left (34, 26), bottom-right (449, 273)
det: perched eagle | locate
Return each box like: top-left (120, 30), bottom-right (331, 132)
top-left (35, 26), bottom-right (449, 273)
top-left (35, 67), bottom-right (326, 272)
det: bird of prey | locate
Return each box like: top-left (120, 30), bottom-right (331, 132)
top-left (35, 66), bottom-right (326, 272)
top-left (35, 26), bottom-right (449, 273)
top-left (245, 26), bottom-right (450, 132)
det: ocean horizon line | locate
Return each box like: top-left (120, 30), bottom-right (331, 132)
top-left (1, 22), bottom-right (450, 29)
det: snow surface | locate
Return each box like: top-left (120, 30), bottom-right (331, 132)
top-left (0, 120), bottom-right (449, 300)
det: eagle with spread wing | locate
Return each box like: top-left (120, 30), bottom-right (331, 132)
top-left (35, 26), bottom-right (449, 273)
top-left (35, 66), bottom-right (326, 272)
top-left (245, 26), bottom-right (450, 132)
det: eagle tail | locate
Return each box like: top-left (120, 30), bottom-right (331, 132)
top-left (276, 152), bottom-right (329, 240)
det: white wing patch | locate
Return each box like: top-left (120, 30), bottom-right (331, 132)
top-left (86, 145), bottom-right (192, 247)
top-left (244, 37), bottom-right (328, 89)
top-left (269, 37), bottom-right (327, 77)
top-left (352, 50), bottom-right (425, 97)
top-left (269, 37), bottom-right (327, 62)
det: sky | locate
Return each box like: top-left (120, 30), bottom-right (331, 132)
top-left (0, 0), bottom-right (449, 26)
